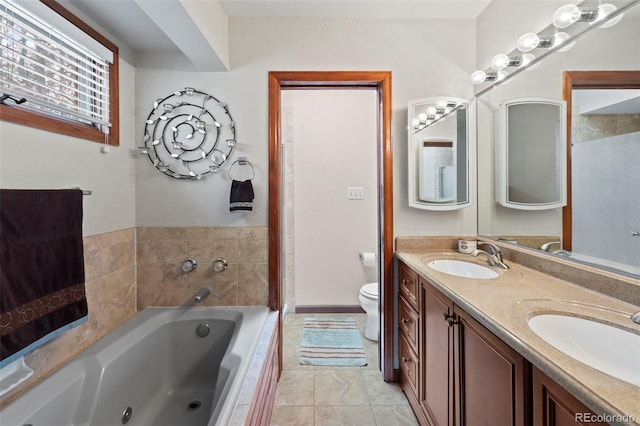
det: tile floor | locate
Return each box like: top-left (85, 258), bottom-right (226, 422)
top-left (270, 313), bottom-right (419, 425)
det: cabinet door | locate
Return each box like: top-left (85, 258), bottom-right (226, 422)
top-left (421, 279), bottom-right (455, 426)
top-left (533, 368), bottom-right (607, 426)
top-left (455, 308), bottom-right (529, 426)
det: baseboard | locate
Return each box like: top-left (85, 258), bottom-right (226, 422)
top-left (295, 305), bottom-right (365, 314)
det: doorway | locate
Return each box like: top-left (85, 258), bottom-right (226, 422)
top-left (268, 71), bottom-right (394, 381)
top-left (561, 70), bottom-right (640, 251)
top-left (281, 89), bottom-right (378, 310)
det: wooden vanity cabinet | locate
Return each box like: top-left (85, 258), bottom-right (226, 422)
top-left (533, 368), bottom-right (606, 426)
top-left (398, 261), bottom-right (429, 425)
top-left (397, 260), bottom-right (529, 426)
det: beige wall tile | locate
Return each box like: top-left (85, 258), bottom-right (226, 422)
top-left (618, 114), bottom-right (640, 134)
top-left (98, 266), bottom-right (136, 333)
top-left (137, 238), bottom-right (187, 263)
top-left (136, 226), bottom-right (269, 308)
top-left (4, 228), bottom-right (136, 405)
top-left (136, 262), bottom-right (188, 308)
top-left (188, 237), bottom-right (239, 263)
top-left (186, 226), bottom-right (238, 240)
top-left (137, 226), bottom-right (186, 240)
top-left (238, 263), bottom-right (268, 305)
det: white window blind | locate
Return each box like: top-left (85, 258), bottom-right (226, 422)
top-left (0, 0), bottom-right (111, 132)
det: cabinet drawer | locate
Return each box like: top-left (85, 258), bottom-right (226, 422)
top-left (399, 334), bottom-right (419, 395)
top-left (399, 296), bottom-right (419, 352)
top-left (398, 261), bottom-right (418, 308)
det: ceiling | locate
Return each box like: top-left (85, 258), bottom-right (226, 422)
top-left (68, 0), bottom-right (492, 57)
top-left (219, 0), bottom-right (492, 19)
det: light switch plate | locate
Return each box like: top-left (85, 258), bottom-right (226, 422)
top-left (347, 187), bottom-right (364, 200)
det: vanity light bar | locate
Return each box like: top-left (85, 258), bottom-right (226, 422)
top-left (412, 102), bottom-right (464, 133)
top-left (471, 1), bottom-right (627, 86)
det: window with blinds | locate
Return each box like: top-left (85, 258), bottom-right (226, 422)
top-left (0, 0), bottom-right (119, 145)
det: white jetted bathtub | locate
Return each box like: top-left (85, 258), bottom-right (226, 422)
top-left (0, 306), bottom-right (272, 426)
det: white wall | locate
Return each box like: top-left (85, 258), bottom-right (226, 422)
top-left (0, 59), bottom-right (137, 237)
top-left (135, 17), bottom-right (477, 236)
top-left (0, 0), bottom-right (137, 237)
top-left (283, 90), bottom-right (378, 307)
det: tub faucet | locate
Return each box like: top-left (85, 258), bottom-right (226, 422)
top-left (192, 287), bottom-right (211, 304)
top-left (472, 242), bottom-right (509, 270)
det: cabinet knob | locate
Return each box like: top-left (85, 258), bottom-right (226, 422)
top-left (443, 313), bottom-right (458, 327)
top-left (401, 317), bottom-right (412, 324)
top-left (401, 279), bottom-right (411, 285)
top-left (402, 357), bottom-right (412, 363)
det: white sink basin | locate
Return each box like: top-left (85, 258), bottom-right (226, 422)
top-left (427, 259), bottom-right (499, 279)
top-left (528, 314), bottom-right (640, 387)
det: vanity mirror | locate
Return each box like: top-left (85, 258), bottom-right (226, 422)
top-left (408, 97), bottom-right (474, 210)
top-left (476, 0), bottom-right (640, 277)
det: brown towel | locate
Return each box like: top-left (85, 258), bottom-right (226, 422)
top-left (230, 179), bottom-right (254, 212)
top-left (0, 189), bottom-right (87, 367)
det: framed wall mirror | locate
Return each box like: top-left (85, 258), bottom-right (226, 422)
top-left (496, 97), bottom-right (566, 210)
top-left (476, 0), bottom-right (640, 277)
top-left (408, 97), bottom-right (474, 211)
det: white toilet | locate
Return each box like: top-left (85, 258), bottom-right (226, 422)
top-left (359, 282), bottom-right (379, 341)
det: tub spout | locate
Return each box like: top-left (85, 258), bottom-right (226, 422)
top-left (192, 287), bottom-right (211, 304)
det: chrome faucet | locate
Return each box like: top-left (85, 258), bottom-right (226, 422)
top-left (631, 312), bottom-right (640, 325)
top-left (540, 241), bottom-right (562, 252)
top-left (181, 257), bottom-right (198, 273)
top-left (540, 241), bottom-right (571, 256)
top-left (472, 242), bottom-right (509, 270)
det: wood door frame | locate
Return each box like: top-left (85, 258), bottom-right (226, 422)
top-left (561, 70), bottom-right (640, 250)
top-left (268, 71), bottom-right (394, 381)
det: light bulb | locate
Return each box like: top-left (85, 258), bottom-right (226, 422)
top-left (490, 54), bottom-right (510, 70)
top-left (436, 99), bottom-right (448, 109)
top-left (417, 113), bottom-right (428, 123)
top-left (470, 70), bottom-right (487, 84)
top-left (598, 4), bottom-right (623, 28)
top-left (553, 4), bottom-right (581, 28)
top-left (426, 106), bottom-right (437, 115)
top-left (517, 33), bottom-right (540, 53)
top-left (552, 32), bottom-right (575, 52)
top-left (411, 118), bottom-right (420, 128)
top-left (521, 53), bottom-right (535, 67)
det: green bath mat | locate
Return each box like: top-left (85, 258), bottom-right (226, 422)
top-left (299, 317), bottom-right (367, 366)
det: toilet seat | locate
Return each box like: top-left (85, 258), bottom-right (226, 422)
top-left (360, 283), bottom-right (378, 299)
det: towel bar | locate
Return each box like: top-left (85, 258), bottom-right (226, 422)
top-left (71, 187), bottom-right (92, 195)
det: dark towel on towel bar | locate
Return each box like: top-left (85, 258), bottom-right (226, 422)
top-left (230, 179), bottom-right (254, 212)
top-left (0, 189), bottom-right (87, 367)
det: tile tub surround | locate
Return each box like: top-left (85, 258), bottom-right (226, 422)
top-left (395, 244), bottom-right (640, 425)
top-left (0, 228), bottom-right (136, 407)
top-left (136, 226), bottom-right (269, 308)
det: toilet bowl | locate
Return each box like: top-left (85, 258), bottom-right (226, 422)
top-left (359, 282), bottom-right (379, 341)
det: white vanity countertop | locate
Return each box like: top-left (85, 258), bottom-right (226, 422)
top-left (396, 249), bottom-right (640, 425)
